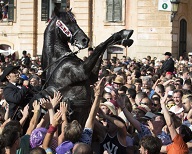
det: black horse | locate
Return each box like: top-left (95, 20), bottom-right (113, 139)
top-left (40, 8), bottom-right (134, 126)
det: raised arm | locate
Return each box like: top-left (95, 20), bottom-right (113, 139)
top-left (26, 100), bottom-right (41, 135)
top-left (152, 79), bottom-right (161, 90)
top-left (19, 104), bottom-right (29, 127)
top-left (42, 111), bottom-right (62, 150)
top-left (160, 94), bottom-right (177, 140)
top-left (84, 77), bottom-right (105, 129)
top-left (40, 98), bottom-right (54, 124)
top-left (4, 103), bottom-right (9, 121)
top-left (58, 102), bottom-right (68, 145)
top-left (98, 108), bottom-right (127, 139)
top-left (49, 91), bottom-right (63, 108)
top-left (117, 95), bottom-right (141, 132)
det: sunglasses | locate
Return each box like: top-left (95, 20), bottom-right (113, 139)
top-left (166, 104), bottom-right (175, 109)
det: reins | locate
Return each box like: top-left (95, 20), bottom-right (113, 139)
top-left (41, 50), bottom-right (79, 90)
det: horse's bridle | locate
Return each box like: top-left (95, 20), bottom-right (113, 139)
top-left (56, 19), bottom-right (80, 47)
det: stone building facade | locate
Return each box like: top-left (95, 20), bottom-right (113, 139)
top-left (0, 0), bottom-right (191, 60)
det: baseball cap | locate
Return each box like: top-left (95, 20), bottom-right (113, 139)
top-left (30, 127), bottom-right (47, 148)
top-left (56, 141), bottom-right (74, 154)
top-left (166, 72), bottom-right (173, 75)
top-left (30, 127), bottom-right (57, 151)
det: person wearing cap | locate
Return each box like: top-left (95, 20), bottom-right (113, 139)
top-left (160, 52), bottom-right (174, 74)
top-left (0, 65), bottom-right (30, 119)
top-left (112, 76), bottom-right (124, 90)
top-left (165, 71), bottom-right (174, 79)
top-left (100, 101), bottom-right (117, 115)
top-left (99, 101), bottom-right (117, 127)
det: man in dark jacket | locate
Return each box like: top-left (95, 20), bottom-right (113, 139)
top-left (21, 50), bottom-right (31, 68)
top-left (160, 52), bottom-right (175, 74)
top-left (0, 65), bottom-right (30, 119)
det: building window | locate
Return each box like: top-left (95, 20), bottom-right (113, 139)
top-left (41, 0), bottom-right (70, 21)
top-left (0, 0), bottom-right (15, 22)
top-left (41, 0), bottom-right (49, 21)
top-left (179, 19), bottom-right (187, 57)
top-left (106, 0), bottom-right (122, 22)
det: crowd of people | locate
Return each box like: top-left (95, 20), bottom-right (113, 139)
top-left (0, 49), bottom-right (192, 154)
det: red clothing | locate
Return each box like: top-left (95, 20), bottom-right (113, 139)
top-left (166, 134), bottom-right (188, 154)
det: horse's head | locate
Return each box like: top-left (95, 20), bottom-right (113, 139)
top-left (54, 8), bottom-right (89, 49)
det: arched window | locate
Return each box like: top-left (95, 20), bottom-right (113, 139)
top-left (179, 19), bottom-right (187, 57)
top-left (106, 0), bottom-right (122, 22)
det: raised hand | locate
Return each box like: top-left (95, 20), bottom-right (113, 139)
top-left (40, 98), bottom-right (53, 109)
top-left (147, 120), bottom-right (156, 137)
top-left (94, 77), bottom-right (106, 97)
top-left (23, 80), bottom-right (29, 86)
top-left (162, 125), bottom-right (169, 134)
top-left (147, 120), bottom-right (154, 132)
top-left (48, 91), bottom-right (63, 107)
top-left (160, 93), bottom-right (168, 105)
top-left (60, 102), bottom-right (68, 115)
top-left (52, 111), bottom-right (63, 127)
top-left (33, 100), bottom-right (40, 113)
top-left (20, 104), bottom-right (29, 118)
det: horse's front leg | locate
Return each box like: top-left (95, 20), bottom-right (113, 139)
top-left (82, 29), bottom-right (134, 75)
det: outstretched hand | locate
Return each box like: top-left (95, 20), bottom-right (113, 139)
top-left (147, 120), bottom-right (154, 132)
top-left (52, 111), bottom-right (63, 127)
top-left (40, 98), bottom-right (53, 109)
top-left (20, 104), bottom-right (29, 118)
top-left (33, 100), bottom-right (40, 113)
top-left (60, 102), bottom-right (68, 115)
top-left (49, 91), bottom-right (63, 107)
top-left (94, 77), bottom-right (106, 97)
top-left (160, 93), bottom-right (168, 105)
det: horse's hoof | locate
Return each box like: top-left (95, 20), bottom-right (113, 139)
top-left (121, 39), bottom-right (134, 47)
top-left (121, 29), bottom-right (134, 39)
top-left (114, 29), bottom-right (134, 41)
